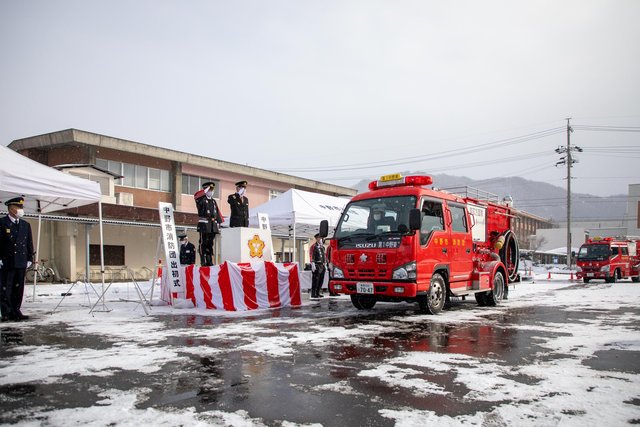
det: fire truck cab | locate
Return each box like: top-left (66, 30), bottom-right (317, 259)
top-left (319, 174), bottom-right (519, 314)
top-left (576, 237), bottom-right (640, 283)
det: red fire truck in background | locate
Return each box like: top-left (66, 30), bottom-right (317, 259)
top-left (576, 237), bottom-right (640, 283)
top-left (319, 174), bottom-right (519, 314)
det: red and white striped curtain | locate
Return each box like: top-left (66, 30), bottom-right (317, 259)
top-left (168, 262), bottom-right (301, 310)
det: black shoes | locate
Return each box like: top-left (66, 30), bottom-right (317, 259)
top-left (1, 313), bottom-right (29, 322)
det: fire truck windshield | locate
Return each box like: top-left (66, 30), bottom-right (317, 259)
top-left (577, 244), bottom-right (611, 261)
top-left (334, 196), bottom-right (417, 240)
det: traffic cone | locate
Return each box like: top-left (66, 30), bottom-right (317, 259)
top-left (570, 272), bottom-right (574, 280)
top-left (157, 259), bottom-right (163, 278)
top-left (547, 271), bottom-right (551, 279)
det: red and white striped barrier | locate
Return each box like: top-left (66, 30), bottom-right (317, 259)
top-left (163, 262), bottom-right (301, 311)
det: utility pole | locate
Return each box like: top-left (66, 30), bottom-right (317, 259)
top-left (555, 118), bottom-right (582, 268)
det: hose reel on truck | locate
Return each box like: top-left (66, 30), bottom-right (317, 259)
top-left (498, 229), bottom-right (520, 282)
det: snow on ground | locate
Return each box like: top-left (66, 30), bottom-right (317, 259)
top-left (1, 272), bottom-right (639, 426)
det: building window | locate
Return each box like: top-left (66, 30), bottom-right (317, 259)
top-left (96, 158), bottom-right (171, 192)
top-left (181, 174), bottom-right (220, 198)
top-left (90, 244), bottom-right (125, 266)
top-left (269, 189), bottom-right (282, 200)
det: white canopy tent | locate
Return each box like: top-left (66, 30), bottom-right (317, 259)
top-left (241, 188), bottom-right (350, 263)
top-left (0, 145), bottom-right (103, 298)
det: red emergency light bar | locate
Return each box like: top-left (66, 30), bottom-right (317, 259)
top-left (368, 174), bottom-right (433, 191)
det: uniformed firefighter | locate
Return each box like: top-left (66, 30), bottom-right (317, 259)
top-left (227, 180), bottom-right (249, 228)
top-left (178, 234), bottom-right (196, 265)
top-left (310, 233), bottom-right (327, 299)
top-left (0, 197), bottom-right (34, 321)
top-left (194, 182), bottom-right (223, 266)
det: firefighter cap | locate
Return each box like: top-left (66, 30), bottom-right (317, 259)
top-left (178, 234), bottom-right (187, 240)
top-left (201, 181), bottom-right (216, 190)
top-left (235, 180), bottom-right (248, 188)
top-left (4, 197), bottom-right (24, 207)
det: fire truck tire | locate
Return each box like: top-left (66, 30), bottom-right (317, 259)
top-left (632, 276), bottom-right (639, 283)
top-left (583, 278), bottom-right (590, 284)
top-left (350, 295), bottom-right (376, 310)
top-left (486, 271), bottom-right (505, 306)
top-left (418, 273), bottom-right (446, 314)
top-left (475, 292), bottom-right (488, 306)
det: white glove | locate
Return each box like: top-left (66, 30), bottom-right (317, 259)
top-left (311, 263), bottom-right (316, 272)
top-left (0, 260), bottom-right (3, 268)
top-left (27, 261), bottom-right (32, 268)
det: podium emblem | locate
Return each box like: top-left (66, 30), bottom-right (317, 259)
top-left (248, 234), bottom-right (266, 258)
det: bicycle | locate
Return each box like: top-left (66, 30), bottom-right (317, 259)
top-left (26, 259), bottom-right (56, 283)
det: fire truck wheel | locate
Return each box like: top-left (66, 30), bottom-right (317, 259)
top-left (486, 271), bottom-right (505, 306)
top-left (350, 295), bottom-right (377, 310)
top-left (632, 276), bottom-right (639, 283)
top-left (583, 278), bottom-right (590, 284)
top-left (475, 292), bottom-right (488, 306)
top-left (418, 273), bottom-right (446, 315)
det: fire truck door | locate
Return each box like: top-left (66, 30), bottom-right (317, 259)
top-left (418, 199), bottom-right (449, 283)
top-left (446, 202), bottom-right (474, 288)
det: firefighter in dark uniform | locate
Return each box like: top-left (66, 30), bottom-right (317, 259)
top-left (227, 180), bottom-right (249, 228)
top-left (194, 182), bottom-right (223, 266)
top-left (310, 233), bottom-right (327, 299)
top-left (0, 197), bottom-right (34, 321)
top-left (178, 234), bottom-right (196, 265)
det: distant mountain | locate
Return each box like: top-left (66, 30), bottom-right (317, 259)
top-left (353, 172), bottom-right (627, 222)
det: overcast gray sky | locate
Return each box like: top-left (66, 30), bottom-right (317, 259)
top-left (1, 0), bottom-right (639, 197)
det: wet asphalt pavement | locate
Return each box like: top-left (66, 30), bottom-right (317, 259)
top-left (1, 284), bottom-right (639, 426)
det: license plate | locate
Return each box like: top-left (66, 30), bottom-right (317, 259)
top-left (587, 273), bottom-right (594, 277)
top-left (357, 282), bottom-right (374, 294)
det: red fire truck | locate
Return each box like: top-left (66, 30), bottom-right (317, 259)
top-left (576, 237), bottom-right (640, 283)
top-left (318, 174), bottom-right (519, 314)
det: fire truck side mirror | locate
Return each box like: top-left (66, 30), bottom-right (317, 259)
top-left (319, 220), bottom-right (329, 238)
top-left (409, 209), bottom-right (421, 231)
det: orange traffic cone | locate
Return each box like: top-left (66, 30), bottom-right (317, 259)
top-left (547, 271), bottom-right (551, 279)
top-left (570, 272), bottom-right (574, 280)
top-left (157, 259), bottom-right (163, 278)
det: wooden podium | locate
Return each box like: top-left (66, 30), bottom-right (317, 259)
top-left (220, 227), bottom-right (274, 263)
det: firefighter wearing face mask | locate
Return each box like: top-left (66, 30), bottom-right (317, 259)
top-left (227, 180), bottom-right (249, 228)
top-left (195, 182), bottom-right (223, 266)
top-left (0, 197), bottom-right (34, 322)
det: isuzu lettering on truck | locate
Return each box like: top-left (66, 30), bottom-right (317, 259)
top-left (319, 174), bottom-right (519, 314)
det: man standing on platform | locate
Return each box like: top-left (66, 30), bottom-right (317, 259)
top-left (194, 182), bottom-right (223, 266)
top-left (310, 233), bottom-right (326, 299)
top-left (0, 197), bottom-right (34, 321)
top-left (227, 180), bottom-right (249, 228)
top-left (178, 234), bottom-right (196, 265)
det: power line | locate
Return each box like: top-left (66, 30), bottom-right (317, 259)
top-left (272, 127), bottom-right (565, 172)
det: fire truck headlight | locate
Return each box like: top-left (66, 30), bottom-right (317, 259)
top-left (393, 262), bottom-right (417, 280)
top-left (601, 265), bottom-right (610, 273)
top-left (332, 266), bottom-right (344, 279)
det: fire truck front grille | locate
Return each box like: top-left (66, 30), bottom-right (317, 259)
top-left (345, 269), bottom-right (389, 279)
top-left (581, 266), bottom-right (599, 273)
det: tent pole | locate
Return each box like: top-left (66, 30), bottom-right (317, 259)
top-left (98, 200), bottom-right (106, 308)
top-left (85, 224), bottom-right (91, 283)
top-left (32, 203), bottom-right (42, 301)
top-left (292, 212), bottom-right (296, 266)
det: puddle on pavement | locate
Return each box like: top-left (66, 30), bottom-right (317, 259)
top-left (1, 298), bottom-right (639, 425)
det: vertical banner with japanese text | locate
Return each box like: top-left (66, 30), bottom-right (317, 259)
top-left (159, 202), bottom-right (183, 294)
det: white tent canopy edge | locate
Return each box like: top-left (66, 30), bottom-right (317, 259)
top-left (0, 145), bottom-right (102, 300)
